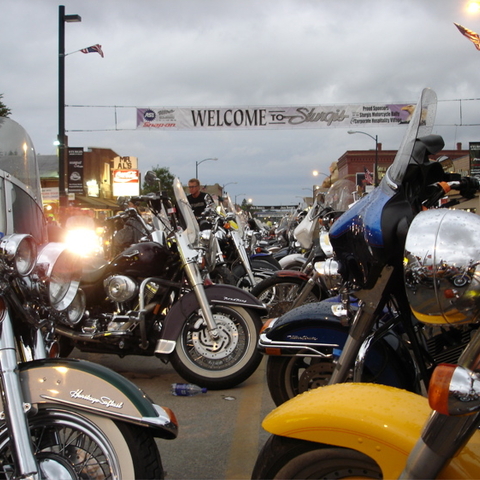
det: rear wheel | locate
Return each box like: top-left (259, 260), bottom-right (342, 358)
top-left (252, 435), bottom-right (382, 479)
top-left (251, 275), bottom-right (322, 318)
top-left (171, 305), bottom-right (263, 389)
top-left (0, 407), bottom-right (163, 479)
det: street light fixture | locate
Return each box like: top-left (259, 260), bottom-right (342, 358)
top-left (348, 130), bottom-right (379, 187)
top-left (195, 157), bottom-right (218, 179)
top-left (58, 5), bottom-right (82, 210)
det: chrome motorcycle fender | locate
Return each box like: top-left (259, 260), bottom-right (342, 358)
top-left (17, 358), bottom-right (177, 439)
top-left (156, 284), bottom-right (267, 354)
top-left (262, 383), bottom-right (480, 479)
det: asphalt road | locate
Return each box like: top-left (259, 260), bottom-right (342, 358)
top-left (73, 349), bottom-right (276, 480)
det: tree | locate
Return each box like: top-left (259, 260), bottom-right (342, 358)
top-left (141, 166), bottom-right (175, 199)
top-left (0, 94), bottom-right (11, 117)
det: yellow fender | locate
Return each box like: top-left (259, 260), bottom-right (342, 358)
top-left (262, 383), bottom-right (480, 479)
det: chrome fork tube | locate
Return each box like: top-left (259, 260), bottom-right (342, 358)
top-left (399, 327), bottom-right (480, 479)
top-left (232, 231), bottom-right (256, 286)
top-left (183, 262), bottom-right (219, 338)
top-left (0, 311), bottom-right (38, 478)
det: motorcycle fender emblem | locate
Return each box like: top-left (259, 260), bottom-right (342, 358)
top-left (70, 389), bottom-right (124, 409)
top-left (286, 334), bottom-right (319, 341)
top-left (223, 296), bottom-right (247, 303)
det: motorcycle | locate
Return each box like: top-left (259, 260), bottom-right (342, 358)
top-left (257, 87), bottom-right (480, 406)
top-left (251, 181), bottom-right (355, 319)
top-left (0, 117), bottom-right (177, 479)
top-left (56, 171), bottom-right (266, 390)
top-left (252, 196), bottom-right (480, 480)
top-left (201, 196), bottom-right (280, 290)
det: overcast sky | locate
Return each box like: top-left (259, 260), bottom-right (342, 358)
top-left (2, 0), bottom-right (480, 205)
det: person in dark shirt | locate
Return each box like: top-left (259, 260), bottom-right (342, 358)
top-left (187, 178), bottom-right (213, 219)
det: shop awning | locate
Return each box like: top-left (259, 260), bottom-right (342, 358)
top-left (73, 195), bottom-right (120, 210)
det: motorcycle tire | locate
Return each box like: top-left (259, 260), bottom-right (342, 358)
top-left (170, 305), bottom-right (263, 389)
top-left (251, 434), bottom-right (381, 479)
top-left (209, 265), bottom-right (236, 285)
top-left (232, 259), bottom-right (278, 291)
top-left (0, 406), bottom-right (163, 479)
top-left (251, 276), bottom-right (323, 318)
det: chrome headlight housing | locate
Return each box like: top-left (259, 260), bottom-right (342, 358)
top-left (404, 209), bottom-right (480, 325)
top-left (0, 234), bottom-right (37, 276)
top-left (64, 288), bottom-right (86, 325)
top-left (36, 243), bottom-right (82, 311)
top-left (315, 259), bottom-right (342, 292)
top-left (104, 275), bottom-right (138, 303)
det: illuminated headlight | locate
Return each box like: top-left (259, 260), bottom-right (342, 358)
top-left (104, 275), bottom-right (138, 303)
top-left (36, 243), bottom-right (82, 311)
top-left (0, 234), bottom-right (37, 276)
top-left (65, 288), bottom-right (86, 325)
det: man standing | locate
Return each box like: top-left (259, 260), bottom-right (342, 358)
top-left (187, 178), bottom-right (213, 218)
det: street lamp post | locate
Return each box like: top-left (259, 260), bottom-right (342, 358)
top-left (58, 5), bottom-right (81, 209)
top-left (195, 157), bottom-right (218, 179)
top-left (234, 193), bottom-right (246, 206)
top-left (348, 130), bottom-right (379, 186)
top-left (222, 182), bottom-right (237, 197)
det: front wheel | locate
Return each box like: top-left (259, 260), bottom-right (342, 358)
top-left (0, 406), bottom-right (163, 479)
top-left (251, 275), bottom-right (323, 318)
top-left (171, 305), bottom-right (263, 389)
top-left (252, 435), bottom-right (382, 479)
top-left (267, 354), bottom-right (340, 406)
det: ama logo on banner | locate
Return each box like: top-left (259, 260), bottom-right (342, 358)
top-left (143, 110), bottom-right (156, 121)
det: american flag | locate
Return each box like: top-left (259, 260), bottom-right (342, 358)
top-left (81, 44), bottom-right (104, 57)
top-left (454, 23), bottom-right (480, 51)
top-left (364, 167), bottom-right (373, 185)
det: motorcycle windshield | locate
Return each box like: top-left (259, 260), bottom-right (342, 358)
top-left (0, 117), bottom-right (46, 242)
top-left (226, 194), bottom-right (245, 236)
top-left (324, 179), bottom-right (356, 212)
top-left (386, 88), bottom-right (437, 187)
top-left (173, 176), bottom-right (200, 245)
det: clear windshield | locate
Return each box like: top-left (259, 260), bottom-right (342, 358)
top-left (226, 194), bottom-right (246, 236)
top-left (386, 88), bottom-right (437, 186)
top-left (173, 176), bottom-right (200, 245)
top-left (324, 179), bottom-right (356, 212)
top-left (0, 117), bottom-right (46, 242)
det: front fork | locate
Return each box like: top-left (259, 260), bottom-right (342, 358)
top-left (0, 308), bottom-right (39, 479)
top-left (329, 266), bottom-right (393, 385)
top-left (183, 261), bottom-right (220, 339)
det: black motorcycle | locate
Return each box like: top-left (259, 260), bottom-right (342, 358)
top-left (57, 173), bottom-right (266, 390)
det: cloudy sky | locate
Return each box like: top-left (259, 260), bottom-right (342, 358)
top-left (2, 0), bottom-right (480, 205)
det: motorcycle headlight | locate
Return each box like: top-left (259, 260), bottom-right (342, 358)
top-left (315, 259), bottom-right (342, 291)
top-left (36, 243), bottom-right (82, 311)
top-left (65, 288), bottom-right (86, 325)
top-left (404, 209), bottom-right (480, 325)
top-left (0, 234), bottom-right (37, 276)
top-left (104, 275), bottom-right (138, 303)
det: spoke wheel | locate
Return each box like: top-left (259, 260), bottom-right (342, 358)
top-left (171, 305), bottom-right (262, 389)
top-left (0, 407), bottom-right (163, 479)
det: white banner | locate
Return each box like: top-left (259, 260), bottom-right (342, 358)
top-left (136, 103), bottom-right (413, 130)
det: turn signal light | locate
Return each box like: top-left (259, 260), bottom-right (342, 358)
top-left (429, 363), bottom-right (480, 416)
top-left (428, 363), bottom-right (456, 415)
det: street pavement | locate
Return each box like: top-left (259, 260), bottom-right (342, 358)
top-left (73, 349), bottom-right (276, 479)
